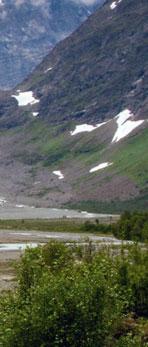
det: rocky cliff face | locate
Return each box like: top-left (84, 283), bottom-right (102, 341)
top-left (0, 0), bottom-right (103, 89)
top-left (11, 0), bottom-right (147, 127)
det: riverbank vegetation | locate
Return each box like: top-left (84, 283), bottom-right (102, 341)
top-left (113, 211), bottom-right (148, 242)
top-left (0, 211), bottom-right (147, 242)
top-left (0, 218), bottom-right (88, 233)
top-left (83, 211), bottom-right (148, 242)
top-left (0, 241), bottom-right (148, 346)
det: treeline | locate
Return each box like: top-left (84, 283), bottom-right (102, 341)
top-left (0, 241), bottom-right (148, 346)
top-left (113, 211), bottom-right (148, 241)
top-left (83, 211), bottom-right (148, 242)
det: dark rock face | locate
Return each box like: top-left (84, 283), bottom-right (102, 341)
top-left (0, 0), bottom-right (104, 89)
top-left (1, 0), bottom-right (147, 127)
top-left (14, 0), bottom-right (147, 126)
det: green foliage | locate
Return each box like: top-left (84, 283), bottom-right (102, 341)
top-left (42, 241), bottom-right (73, 271)
top-left (111, 128), bottom-right (148, 188)
top-left (115, 334), bottom-right (148, 347)
top-left (0, 219), bottom-right (92, 233)
top-left (0, 242), bottom-right (148, 347)
top-left (17, 246), bottom-right (44, 296)
top-left (82, 219), bottom-right (112, 233)
top-left (0, 217), bottom-right (115, 235)
top-left (66, 194), bottom-right (148, 214)
top-left (113, 211), bottom-right (148, 242)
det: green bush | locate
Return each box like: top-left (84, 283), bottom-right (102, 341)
top-left (82, 219), bottom-right (112, 234)
top-left (0, 242), bottom-right (148, 347)
top-left (113, 211), bottom-right (148, 242)
top-left (42, 241), bottom-right (73, 271)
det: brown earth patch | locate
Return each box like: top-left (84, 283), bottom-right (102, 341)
top-left (73, 174), bottom-right (140, 202)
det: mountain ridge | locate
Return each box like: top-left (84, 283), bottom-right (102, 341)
top-left (0, 0), bottom-right (104, 89)
top-left (0, 0), bottom-right (147, 212)
top-left (12, 0), bottom-right (147, 128)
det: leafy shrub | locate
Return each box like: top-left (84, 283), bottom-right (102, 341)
top-left (0, 242), bottom-right (148, 347)
top-left (42, 241), bottom-right (73, 271)
top-left (113, 211), bottom-right (148, 242)
top-left (82, 219), bottom-right (112, 234)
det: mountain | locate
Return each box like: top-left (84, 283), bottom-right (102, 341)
top-left (0, 0), bottom-right (147, 212)
top-left (20, 0), bottom-right (148, 125)
top-left (0, 0), bottom-right (104, 89)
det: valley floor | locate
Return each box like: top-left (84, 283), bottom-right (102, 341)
top-left (0, 227), bottom-right (120, 292)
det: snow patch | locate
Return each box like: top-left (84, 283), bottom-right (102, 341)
top-left (110, 0), bottom-right (122, 10)
top-left (53, 171), bottom-right (64, 180)
top-left (133, 78), bottom-right (143, 86)
top-left (12, 91), bottom-right (39, 106)
top-left (44, 67), bottom-right (53, 73)
top-left (15, 204), bottom-right (26, 208)
top-left (96, 121), bottom-right (107, 129)
top-left (70, 124), bottom-right (96, 135)
top-left (90, 162), bottom-right (113, 173)
top-left (32, 112), bottom-right (39, 117)
top-left (70, 121), bottom-right (107, 136)
top-left (15, 204), bottom-right (34, 208)
top-left (112, 109), bottom-right (144, 143)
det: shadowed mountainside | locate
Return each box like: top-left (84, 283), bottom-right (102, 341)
top-left (19, 0), bottom-right (148, 125)
top-left (0, 0), bottom-right (104, 89)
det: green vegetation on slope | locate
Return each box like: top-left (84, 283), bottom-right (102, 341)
top-left (1, 112), bottom-right (147, 210)
top-left (20, 119), bottom-right (148, 183)
top-left (111, 128), bottom-right (148, 187)
top-left (66, 193), bottom-right (148, 214)
top-left (21, 119), bottom-right (107, 167)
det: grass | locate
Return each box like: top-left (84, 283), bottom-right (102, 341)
top-left (0, 219), bottom-right (94, 233)
top-left (15, 117), bottom-right (148, 187)
top-left (111, 128), bottom-right (148, 187)
top-left (0, 218), bottom-right (116, 233)
top-left (23, 119), bottom-right (148, 185)
top-left (18, 119), bottom-right (107, 169)
top-left (1, 113), bottom-right (147, 212)
top-left (0, 219), bottom-right (81, 232)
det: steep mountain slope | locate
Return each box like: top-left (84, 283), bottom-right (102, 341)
top-left (18, 0), bottom-right (148, 125)
top-left (0, 0), bottom-right (104, 89)
top-left (0, 112), bottom-right (147, 212)
top-left (0, 0), bottom-right (147, 212)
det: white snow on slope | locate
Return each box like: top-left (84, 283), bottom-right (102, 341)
top-left (110, 1), bottom-right (117, 9)
top-left (90, 162), bottom-right (113, 173)
top-left (53, 171), bottom-right (64, 180)
top-left (70, 121), bottom-right (107, 136)
top-left (110, 0), bottom-right (122, 10)
top-left (12, 91), bottom-right (39, 106)
top-left (112, 109), bottom-right (144, 143)
top-left (32, 112), bottom-right (39, 117)
top-left (44, 67), bottom-right (53, 73)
